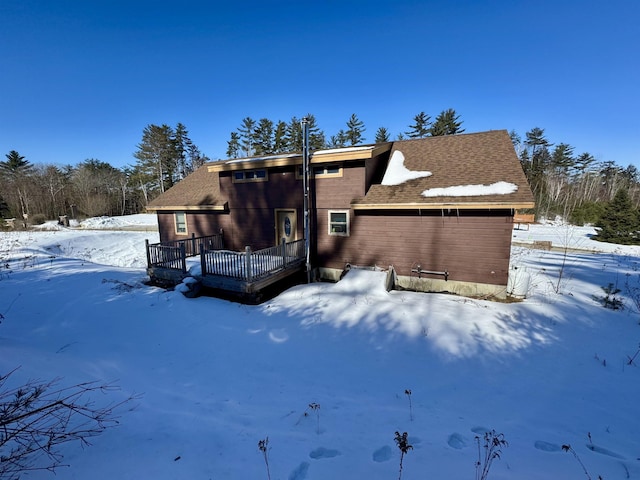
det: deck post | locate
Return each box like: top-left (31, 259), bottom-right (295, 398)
top-left (145, 239), bottom-right (151, 268)
top-left (191, 233), bottom-right (196, 255)
top-left (180, 243), bottom-right (187, 273)
top-left (281, 238), bottom-right (287, 267)
top-left (200, 243), bottom-right (206, 276)
top-left (245, 246), bottom-right (252, 283)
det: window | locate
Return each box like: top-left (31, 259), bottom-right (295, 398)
top-left (174, 212), bottom-right (187, 235)
top-left (297, 164), bottom-right (343, 178)
top-left (232, 169), bottom-right (268, 183)
top-left (313, 165), bottom-right (341, 176)
top-left (328, 210), bottom-right (349, 236)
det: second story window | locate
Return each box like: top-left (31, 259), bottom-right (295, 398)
top-left (233, 169), bottom-right (268, 183)
top-left (297, 164), bottom-right (343, 178)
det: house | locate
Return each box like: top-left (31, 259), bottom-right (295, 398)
top-left (146, 129), bottom-right (534, 298)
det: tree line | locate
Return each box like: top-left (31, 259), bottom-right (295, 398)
top-left (1, 113), bottom-right (637, 230)
top-left (511, 127), bottom-right (640, 225)
top-left (225, 109), bottom-right (465, 158)
top-left (0, 123), bottom-right (209, 222)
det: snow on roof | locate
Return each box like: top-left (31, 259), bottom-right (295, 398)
top-left (421, 181), bottom-right (518, 197)
top-left (225, 153), bottom-right (299, 165)
top-left (313, 145), bottom-right (375, 155)
top-left (381, 150), bottom-right (432, 186)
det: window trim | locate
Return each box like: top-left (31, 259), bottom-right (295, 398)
top-left (328, 210), bottom-right (350, 236)
top-left (232, 169), bottom-right (269, 183)
top-left (174, 212), bottom-right (188, 235)
top-left (296, 164), bottom-right (343, 179)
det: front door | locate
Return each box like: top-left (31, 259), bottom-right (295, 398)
top-left (275, 209), bottom-right (297, 244)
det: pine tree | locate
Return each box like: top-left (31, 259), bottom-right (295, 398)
top-left (253, 118), bottom-right (275, 155)
top-left (345, 113), bottom-right (365, 145)
top-left (238, 117), bottom-right (256, 156)
top-left (327, 130), bottom-right (347, 148)
top-left (1, 150), bottom-right (33, 176)
top-left (429, 109), bottom-right (464, 136)
top-left (284, 116), bottom-right (303, 152)
top-left (133, 124), bottom-right (177, 195)
top-left (405, 112), bottom-right (431, 138)
top-left (375, 127), bottom-right (390, 143)
top-left (1, 150), bottom-right (35, 219)
top-left (304, 114), bottom-right (326, 150)
top-left (187, 143), bottom-right (208, 171)
top-left (173, 123), bottom-right (193, 181)
top-left (273, 121), bottom-right (288, 153)
top-left (226, 132), bottom-right (241, 158)
top-left (595, 188), bottom-right (640, 244)
top-left (523, 127), bottom-right (553, 207)
top-left (550, 143), bottom-right (574, 173)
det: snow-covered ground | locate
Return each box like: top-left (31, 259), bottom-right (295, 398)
top-left (1, 215), bottom-right (639, 479)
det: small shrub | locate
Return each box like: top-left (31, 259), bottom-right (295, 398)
top-left (569, 202), bottom-right (605, 226)
top-left (394, 431), bottom-right (413, 480)
top-left (258, 437), bottom-right (271, 480)
top-left (562, 444), bottom-right (601, 480)
top-left (308, 402), bottom-right (320, 434)
top-left (404, 389), bottom-right (413, 421)
top-left (0, 369), bottom-right (135, 479)
top-left (595, 283), bottom-right (624, 310)
top-left (30, 213), bottom-right (47, 225)
top-left (475, 430), bottom-right (508, 480)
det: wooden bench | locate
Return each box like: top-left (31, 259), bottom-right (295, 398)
top-left (533, 240), bottom-right (552, 251)
top-left (513, 213), bottom-right (535, 230)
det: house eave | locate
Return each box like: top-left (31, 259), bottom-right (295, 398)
top-left (146, 203), bottom-right (229, 212)
top-left (207, 143), bottom-right (393, 172)
top-left (351, 201), bottom-right (536, 211)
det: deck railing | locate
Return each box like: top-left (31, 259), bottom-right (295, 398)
top-left (146, 232), bottom-right (224, 271)
top-left (200, 238), bottom-right (305, 282)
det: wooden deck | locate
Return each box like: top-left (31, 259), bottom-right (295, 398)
top-left (146, 233), bottom-right (306, 300)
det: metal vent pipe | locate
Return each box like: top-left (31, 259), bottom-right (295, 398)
top-left (301, 117), bottom-right (311, 282)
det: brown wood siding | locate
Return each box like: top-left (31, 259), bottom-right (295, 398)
top-left (313, 163), bottom-right (366, 208)
top-left (157, 211), bottom-right (232, 244)
top-left (158, 167), bottom-right (303, 250)
top-left (315, 210), bottom-right (514, 286)
top-left (220, 167), bottom-right (301, 208)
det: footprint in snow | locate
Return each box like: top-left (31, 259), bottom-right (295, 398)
top-left (447, 433), bottom-right (468, 450)
top-left (372, 445), bottom-right (392, 462)
top-left (534, 441), bottom-right (562, 452)
top-left (586, 444), bottom-right (626, 459)
top-left (288, 461), bottom-right (310, 480)
top-left (471, 426), bottom-right (491, 435)
top-left (309, 447), bottom-right (341, 459)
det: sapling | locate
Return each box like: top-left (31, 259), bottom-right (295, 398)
top-left (308, 402), bottom-right (321, 434)
top-left (394, 431), bottom-right (413, 480)
top-left (296, 402), bottom-right (321, 434)
top-left (404, 389), bottom-right (413, 421)
top-left (258, 436), bottom-right (271, 480)
top-left (0, 369), bottom-right (136, 479)
top-left (475, 430), bottom-right (508, 480)
top-left (596, 283), bottom-right (624, 310)
top-left (562, 444), bottom-right (599, 480)
top-left (626, 343), bottom-right (640, 366)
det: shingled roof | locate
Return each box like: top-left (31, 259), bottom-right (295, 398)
top-left (352, 130), bottom-right (534, 210)
top-left (147, 130), bottom-right (534, 212)
top-left (146, 164), bottom-right (227, 211)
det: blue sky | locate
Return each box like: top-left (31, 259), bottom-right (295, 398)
top-left (1, 0), bottom-right (638, 169)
